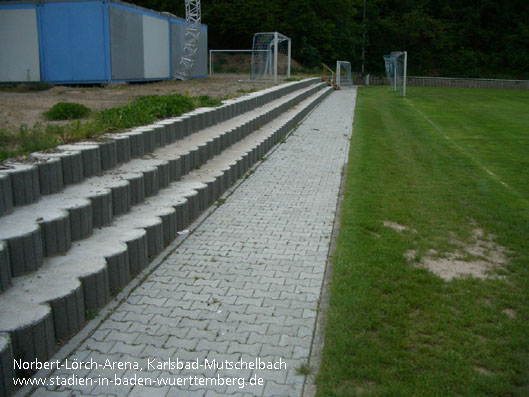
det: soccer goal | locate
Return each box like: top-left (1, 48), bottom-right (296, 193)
top-left (383, 51), bottom-right (407, 96)
top-left (250, 32), bottom-right (291, 83)
top-left (336, 61), bottom-right (353, 88)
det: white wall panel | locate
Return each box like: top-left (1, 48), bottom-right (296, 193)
top-left (0, 8), bottom-right (40, 82)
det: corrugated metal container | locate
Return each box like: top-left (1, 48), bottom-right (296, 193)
top-left (0, 0), bottom-right (207, 83)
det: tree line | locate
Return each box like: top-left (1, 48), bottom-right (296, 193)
top-left (133, 0), bottom-right (529, 79)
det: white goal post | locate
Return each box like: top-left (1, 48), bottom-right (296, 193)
top-left (250, 32), bottom-right (291, 83)
top-left (383, 51), bottom-right (407, 97)
top-left (336, 61), bottom-right (353, 88)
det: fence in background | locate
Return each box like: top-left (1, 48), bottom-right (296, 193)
top-left (351, 72), bottom-right (529, 90)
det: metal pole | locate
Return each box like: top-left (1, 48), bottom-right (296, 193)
top-left (361, 0), bottom-right (366, 75)
top-left (274, 32), bottom-right (278, 84)
top-left (403, 51), bottom-right (407, 97)
top-left (287, 38), bottom-right (291, 79)
top-left (209, 49), bottom-right (212, 75)
top-left (394, 63), bottom-right (397, 91)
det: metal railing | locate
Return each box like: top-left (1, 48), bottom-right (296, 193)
top-left (322, 63), bottom-right (339, 90)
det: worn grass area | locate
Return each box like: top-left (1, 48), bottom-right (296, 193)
top-left (317, 86), bottom-right (529, 396)
top-left (0, 94), bottom-right (222, 162)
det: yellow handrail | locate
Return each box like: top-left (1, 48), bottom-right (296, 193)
top-left (322, 63), bottom-right (339, 90)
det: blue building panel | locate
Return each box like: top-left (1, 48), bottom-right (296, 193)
top-left (0, 0), bottom-right (207, 84)
top-left (39, 1), bottom-right (109, 83)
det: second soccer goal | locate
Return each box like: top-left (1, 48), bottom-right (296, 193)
top-left (250, 32), bottom-right (291, 83)
top-left (383, 51), bottom-right (407, 97)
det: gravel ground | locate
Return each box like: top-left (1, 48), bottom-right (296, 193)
top-left (0, 74), bottom-right (290, 132)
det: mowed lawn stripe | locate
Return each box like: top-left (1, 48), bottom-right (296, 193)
top-left (404, 87), bottom-right (529, 200)
top-left (317, 86), bottom-right (529, 396)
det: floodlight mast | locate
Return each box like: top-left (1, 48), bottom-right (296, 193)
top-left (175, 0), bottom-right (201, 80)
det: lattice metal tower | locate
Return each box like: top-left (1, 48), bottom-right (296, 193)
top-left (175, 0), bottom-right (201, 80)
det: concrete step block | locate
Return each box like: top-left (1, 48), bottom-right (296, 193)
top-left (0, 173), bottom-right (13, 217)
top-left (206, 139), bottom-right (215, 161)
top-left (1, 293), bottom-right (55, 364)
top-left (0, 217), bottom-right (43, 277)
top-left (34, 157), bottom-right (64, 195)
top-left (180, 115), bottom-right (192, 137)
top-left (181, 151), bottom-right (191, 175)
top-left (189, 147), bottom-right (200, 171)
top-left (33, 148), bottom-right (84, 186)
top-left (0, 242), bottom-right (11, 293)
top-left (155, 119), bottom-right (177, 144)
top-left (151, 125), bottom-right (166, 149)
top-left (198, 143), bottom-right (208, 165)
top-left (95, 139), bottom-right (118, 171)
top-left (58, 143), bottom-right (101, 179)
top-left (151, 192), bottom-right (188, 232)
top-left (172, 118), bottom-right (185, 140)
top-left (48, 283), bottom-right (84, 341)
top-left (0, 163), bottom-right (40, 207)
top-left (107, 134), bottom-right (131, 164)
top-left (167, 156), bottom-right (182, 183)
top-left (0, 333), bottom-right (14, 397)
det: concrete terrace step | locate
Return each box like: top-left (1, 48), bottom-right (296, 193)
top-left (0, 333), bottom-right (13, 396)
top-left (0, 80), bottom-right (325, 289)
top-left (0, 81), bottom-right (332, 395)
top-left (0, 78), bottom-right (319, 215)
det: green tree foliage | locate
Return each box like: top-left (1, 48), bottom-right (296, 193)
top-left (131, 0), bottom-right (529, 78)
top-left (367, 0), bottom-right (529, 78)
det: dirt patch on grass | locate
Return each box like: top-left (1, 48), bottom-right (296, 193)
top-left (475, 365), bottom-right (494, 376)
top-left (502, 308), bottom-right (517, 319)
top-left (0, 74), bottom-right (278, 132)
top-left (383, 220), bottom-right (412, 232)
top-left (405, 228), bottom-right (508, 281)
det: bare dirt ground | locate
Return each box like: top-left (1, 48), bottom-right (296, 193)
top-left (0, 74), bottom-right (282, 131)
top-left (402, 227), bottom-right (508, 281)
top-left (380, 220), bottom-right (509, 281)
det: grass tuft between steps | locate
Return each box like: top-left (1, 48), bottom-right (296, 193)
top-left (317, 86), bottom-right (529, 396)
top-left (0, 94), bottom-right (222, 162)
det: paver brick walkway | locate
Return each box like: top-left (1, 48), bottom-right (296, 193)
top-left (30, 88), bottom-right (357, 397)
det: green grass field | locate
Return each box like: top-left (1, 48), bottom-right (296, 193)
top-left (317, 86), bottom-right (529, 396)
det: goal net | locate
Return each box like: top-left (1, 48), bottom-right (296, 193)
top-left (250, 32), bottom-right (291, 83)
top-left (336, 61), bottom-right (353, 88)
top-left (209, 50), bottom-right (254, 75)
top-left (383, 51), bottom-right (407, 96)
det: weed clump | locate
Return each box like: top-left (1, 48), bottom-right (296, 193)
top-left (44, 102), bottom-right (91, 121)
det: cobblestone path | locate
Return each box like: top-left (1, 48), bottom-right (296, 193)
top-left (30, 88), bottom-right (357, 397)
